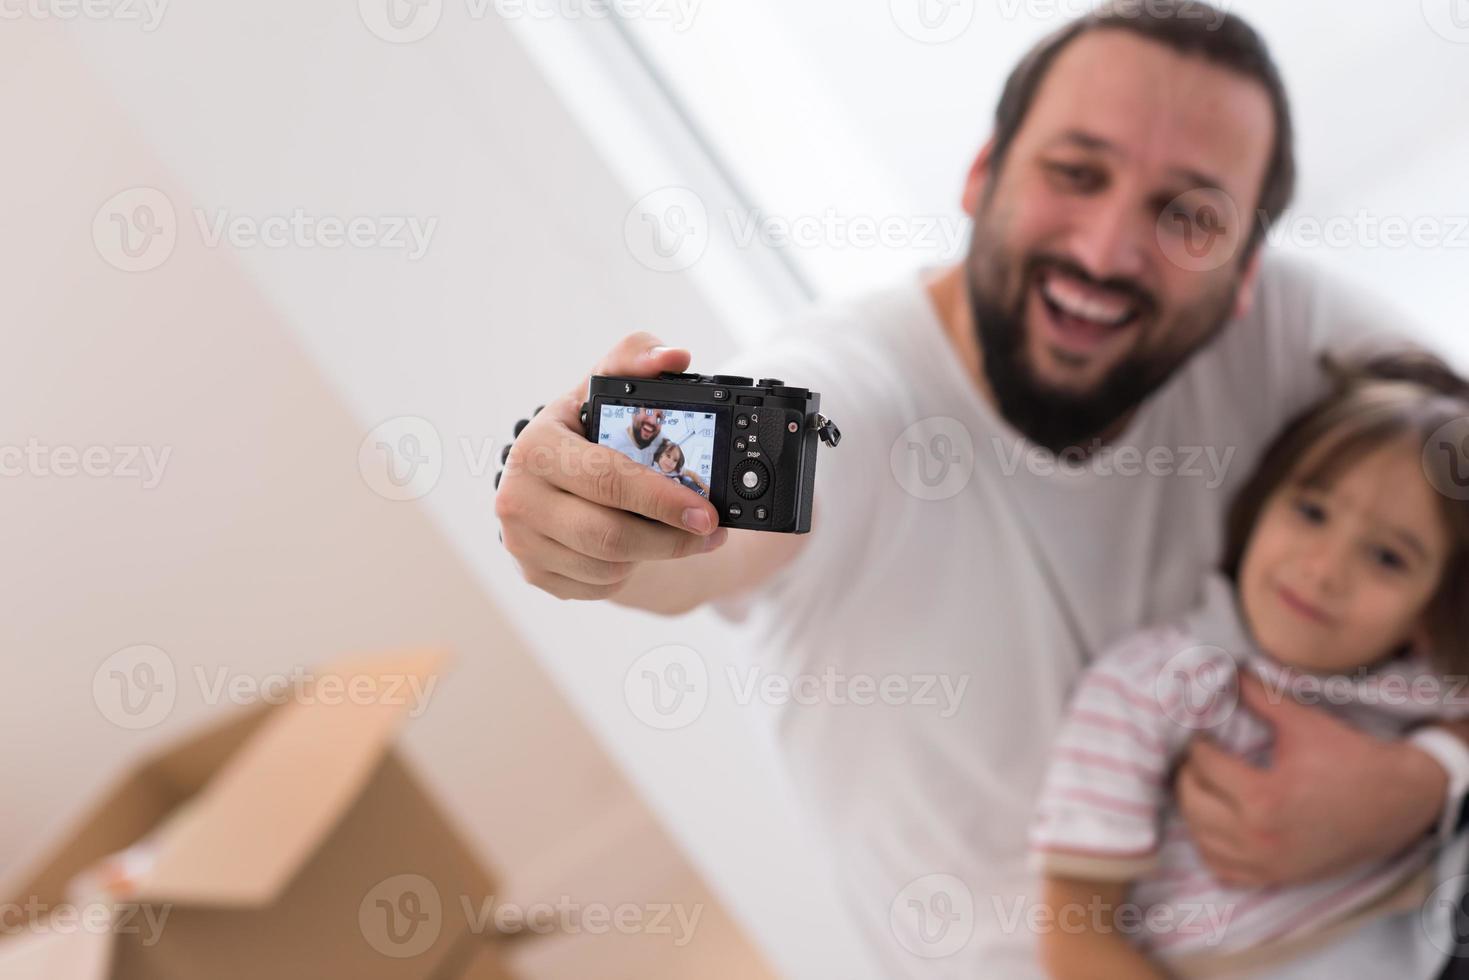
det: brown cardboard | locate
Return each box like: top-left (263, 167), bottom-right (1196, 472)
top-left (0, 650), bottom-right (517, 980)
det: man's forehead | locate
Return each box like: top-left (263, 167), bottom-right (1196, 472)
top-left (1021, 31), bottom-right (1275, 201)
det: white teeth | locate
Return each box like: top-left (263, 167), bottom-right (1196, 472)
top-left (1040, 274), bottom-right (1135, 327)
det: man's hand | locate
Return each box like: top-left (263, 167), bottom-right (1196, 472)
top-left (495, 332), bottom-right (727, 601)
top-left (1176, 672), bottom-right (1447, 888)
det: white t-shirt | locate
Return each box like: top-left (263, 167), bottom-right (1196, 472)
top-left (714, 255), bottom-right (1455, 979)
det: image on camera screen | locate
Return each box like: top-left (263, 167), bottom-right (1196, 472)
top-left (598, 404), bottom-right (717, 498)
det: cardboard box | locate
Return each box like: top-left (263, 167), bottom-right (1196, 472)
top-left (0, 650), bottom-right (516, 980)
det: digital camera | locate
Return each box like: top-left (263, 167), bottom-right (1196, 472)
top-left (580, 372), bottom-right (840, 534)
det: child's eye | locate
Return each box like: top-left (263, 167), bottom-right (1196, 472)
top-left (1292, 498), bottom-right (1327, 524)
top-left (1370, 546), bottom-right (1408, 572)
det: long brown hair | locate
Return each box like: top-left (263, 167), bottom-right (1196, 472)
top-left (1222, 351), bottom-right (1469, 671)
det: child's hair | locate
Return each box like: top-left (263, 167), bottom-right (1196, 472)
top-left (1222, 349), bottom-right (1469, 672)
top-left (654, 438), bottom-right (684, 472)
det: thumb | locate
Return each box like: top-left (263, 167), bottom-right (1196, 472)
top-left (593, 331), bottom-right (691, 381)
top-left (554, 332), bottom-right (692, 431)
top-left (1236, 669), bottom-right (1317, 742)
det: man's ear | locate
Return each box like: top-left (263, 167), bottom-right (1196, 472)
top-left (1230, 247), bottom-right (1265, 321)
top-left (962, 139), bottom-right (997, 216)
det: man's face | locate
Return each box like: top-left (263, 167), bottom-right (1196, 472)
top-left (965, 31), bottom-right (1275, 451)
top-left (1239, 441), bottom-right (1448, 674)
top-left (632, 408), bottom-right (663, 446)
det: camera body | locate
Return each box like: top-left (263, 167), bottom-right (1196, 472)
top-left (580, 372), bottom-right (838, 534)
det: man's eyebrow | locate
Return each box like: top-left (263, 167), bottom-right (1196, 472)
top-left (1047, 130), bottom-right (1228, 194)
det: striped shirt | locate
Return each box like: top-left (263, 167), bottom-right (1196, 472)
top-left (1030, 573), bottom-right (1469, 964)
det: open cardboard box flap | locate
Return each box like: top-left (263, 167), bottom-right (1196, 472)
top-left (0, 648), bottom-right (515, 980)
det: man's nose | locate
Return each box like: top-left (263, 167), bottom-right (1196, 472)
top-left (1066, 194), bottom-right (1148, 284)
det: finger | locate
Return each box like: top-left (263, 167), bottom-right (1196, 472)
top-left (1175, 761), bottom-right (1241, 834)
top-left (521, 430), bottom-right (719, 535)
top-left (522, 567), bottom-right (628, 602)
top-left (551, 332), bottom-right (692, 431)
top-left (533, 486), bottom-right (727, 563)
top-left (1235, 670), bottom-right (1317, 738)
top-left (1184, 737), bottom-right (1262, 806)
top-left (513, 527), bottom-right (638, 586)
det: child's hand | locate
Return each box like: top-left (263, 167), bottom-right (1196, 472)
top-left (1175, 673), bottom-right (1447, 888)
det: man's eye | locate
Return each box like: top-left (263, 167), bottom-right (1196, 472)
top-left (1045, 162), bottom-right (1102, 192)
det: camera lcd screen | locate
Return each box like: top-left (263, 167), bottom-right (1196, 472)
top-left (598, 404), bottom-right (718, 499)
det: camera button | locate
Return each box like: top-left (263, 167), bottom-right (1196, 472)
top-left (735, 438), bottom-right (747, 452)
top-left (741, 470), bottom-right (760, 490)
top-left (712, 389), bottom-right (728, 401)
top-left (727, 504), bottom-right (743, 519)
top-left (735, 415), bottom-right (749, 429)
top-left (754, 506), bottom-right (768, 521)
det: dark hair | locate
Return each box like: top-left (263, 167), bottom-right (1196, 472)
top-left (1222, 351), bottom-right (1469, 672)
top-left (990, 0), bottom-right (1294, 260)
top-left (654, 438), bottom-right (684, 472)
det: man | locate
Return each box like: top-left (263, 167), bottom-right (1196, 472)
top-left (497, 2), bottom-right (1469, 975)
top-left (601, 406), bottom-right (664, 466)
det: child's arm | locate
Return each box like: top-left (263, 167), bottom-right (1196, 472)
top-left (1039, 876), bottom-right (1169, 980)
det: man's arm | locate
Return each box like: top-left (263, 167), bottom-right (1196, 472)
top-left (1039, 878), bottom-right (1168, 980)
top-left (609, 524), bottom-right (806, 616)
top-left (1176, 673), bottom-right (1450, 888)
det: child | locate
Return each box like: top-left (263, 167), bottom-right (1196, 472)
top-left (651, 437), bottom-right (710, 497)
top-left (1032, 352), bottom-right (1469, 978)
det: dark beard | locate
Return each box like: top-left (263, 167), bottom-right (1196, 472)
top-left (968, 258), bottom-right (1232, 455)
top-left (632, 425), bottom-right (658, 449)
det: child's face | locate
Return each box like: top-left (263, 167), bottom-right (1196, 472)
top-left (657, 450), bottom-right (678, 473)
top-left (1239, 439), bottom-right (1449, 673)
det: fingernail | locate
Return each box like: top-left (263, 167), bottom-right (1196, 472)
top-left (644, 345), bottom-right (677, 359)
top-left (683, 508), bottom-right (712, 534)
top-left (703, 528), bottom-right (728, 552)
